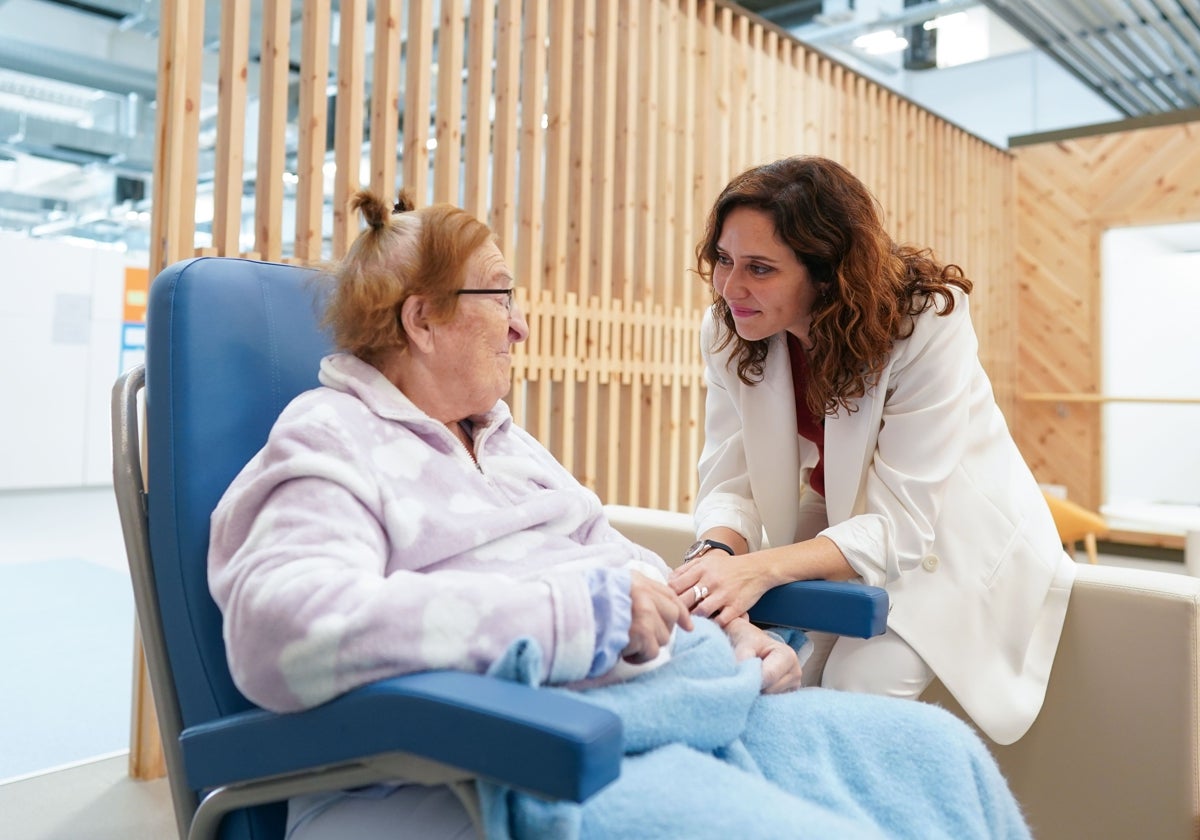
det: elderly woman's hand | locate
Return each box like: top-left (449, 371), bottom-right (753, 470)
top-left (669, 551), bottom-right (775, 627)
top-left (621, 571), bottom-right (694, 665)
top-left (724, 615), bottom-right (804, 694)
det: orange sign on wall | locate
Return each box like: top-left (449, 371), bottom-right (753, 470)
top-left (124, 266), bottom-right (150, 324)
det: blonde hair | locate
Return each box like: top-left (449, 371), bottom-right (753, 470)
top-left (322, 190), bottom-right (495, 364)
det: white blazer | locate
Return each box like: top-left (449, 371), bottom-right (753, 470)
top-left (695, 293), bottom-right (1076, 745)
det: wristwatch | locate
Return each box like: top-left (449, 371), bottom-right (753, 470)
top-left (682, 538), bottom-right (735, 563)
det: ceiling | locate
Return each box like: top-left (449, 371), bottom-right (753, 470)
top-left (978, 0), bottom-right (1200, 115)
top-left (1, 0), bottom-right (1199, 251)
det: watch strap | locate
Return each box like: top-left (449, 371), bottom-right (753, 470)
top-left (699, 538), bottom-right (734, 557)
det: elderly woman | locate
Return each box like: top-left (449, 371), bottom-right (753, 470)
top-left (208, 190), bottom-right (1031, 839)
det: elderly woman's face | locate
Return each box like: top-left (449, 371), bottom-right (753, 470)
top-left (712, 206), bottom-right (819, 344)
top-left (438, 241), bottom-right (529, 413)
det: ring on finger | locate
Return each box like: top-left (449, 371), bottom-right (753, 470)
top-left (692, 584), bottom-right (709, 606)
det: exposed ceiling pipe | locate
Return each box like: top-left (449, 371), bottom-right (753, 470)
top-left (797, 0), bottom-right (983, 44)
top-left (1068, 0), bottom-right (1198, 107)
top-left (981, 0), bottom-right (1164, 114)
top-left (1119, 0), bottom-right (1200, 102)
top-left (0, 34), bottom-right (158, 100)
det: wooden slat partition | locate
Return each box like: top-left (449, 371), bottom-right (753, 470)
top-left (151, 0), bottom-right (1015, 517)
top-left (1011, 116), bottom-right (1200, 508)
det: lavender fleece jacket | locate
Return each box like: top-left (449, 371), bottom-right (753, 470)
top-left (208, 353), bottom-right (669, 713)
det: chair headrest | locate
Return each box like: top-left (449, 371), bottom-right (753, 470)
top-left (146, 257), bottom-right (334, 727)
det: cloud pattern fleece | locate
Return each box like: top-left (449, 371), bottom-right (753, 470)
top-left (208, 352), bottom-right (662, 713)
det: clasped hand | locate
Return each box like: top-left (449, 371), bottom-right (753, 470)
top-left (668, 550), bottom-right (774, 627)
top-left (623, 570), bottom-right (801, 693)
top-left (622, 571), bottom-right (693, 665)
top-left (724, 614), bottom-right (804, 694)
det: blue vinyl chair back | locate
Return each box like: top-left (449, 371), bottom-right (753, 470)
top-left (145, 257), bottom-right (334, 838)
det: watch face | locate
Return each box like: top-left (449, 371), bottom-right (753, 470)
top-left (684, 540), bottom-right (705, 562)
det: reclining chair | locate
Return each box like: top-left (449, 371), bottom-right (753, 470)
top-left (111, 256), bottom-right (888, 840)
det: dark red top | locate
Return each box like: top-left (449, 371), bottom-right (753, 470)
top-left (786, 333), bottom-right (826, 498)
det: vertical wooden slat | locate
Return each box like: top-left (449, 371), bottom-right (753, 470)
top-left (714, 6), bottom-right (732, 190)
top-left (128, 627), bottom-right (165, 779)
top-left (433, 0), bottom-right (466, 204)
top-left (212, 0), bottom-right (251, 256)
top-left (593, 0), bottom-right (618, 311)
top-left (463, 0), bottom-right (495, 219)
top-left (543, 0), bottom-right (573, 467)
top-left (634, 0), bottom-right (657, 304)
top-left (654, 0), bottom-right (681, 508)
top-left (590, 0), bottom-right (619, 499)
top-left (802, 49), bottom-right (819, 153)
top-left (293, 0), bottom-right (331, 262)
top-left (568, 0), bottom-right (595, 300)
top-left (694, 0), bottom-right (716, 259)
top-left (657, 0), bottom-right (677, 311)
top-left (567, 0), bottom-right (596, 482)
top-left (610, 0), bottom-right (636, 502)
top-left (729, 13), bottom-right (748, 172)
top-left (369, 0), bottom-right (403, 202)
top-left (679, 0), bottom-right (699, 313)
top-left (615, 0), bottom-right (639, 306)
top-left (254, 0), bottom-right (291, 262)
top-left (403, 0), bottom-right (434, 205)
top-left (149, 0), bottom-right (187, 273)
top-left (544, 0), bottom-right (573, 301)
top-left (761, 28), bottom-right (778, 162)
top-left (491, 0), bottom-right (521, 259)
top-left (519, 0), bottom-right (550, 447)
top-left (331, 0), bottom-right (366, 258)
top-left (518, 0), bottom-right (548, 297)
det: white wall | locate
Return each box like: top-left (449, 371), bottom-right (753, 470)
top-left (902, 50), bottom-right (1123, 147)
top-left (0, 232), bottom-right (139, 490)
top-left (1101, 225), bottom-right (1200, 508)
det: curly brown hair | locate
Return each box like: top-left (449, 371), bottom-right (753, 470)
top-left (322, 189), bottom-right (495, 365)
top-left (696, 156), bottom-right (972, 417)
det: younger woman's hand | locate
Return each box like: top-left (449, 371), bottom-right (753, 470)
top-left (669, 551), bottom-right (775, 627)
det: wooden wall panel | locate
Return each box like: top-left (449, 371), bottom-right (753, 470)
top-left (151, 0), bottom-right (1015, 515)
top-left (1013, 118), bottom-right (1200, 509)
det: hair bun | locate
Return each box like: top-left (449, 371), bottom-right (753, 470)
top-left (393, 190), bottom-right (416, 214)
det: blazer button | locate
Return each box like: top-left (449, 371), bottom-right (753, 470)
top-left (921, 554), bottom-right (940, 572)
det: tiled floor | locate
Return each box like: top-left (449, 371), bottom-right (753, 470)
top-left (0, 484), bottom-right (1190, 839)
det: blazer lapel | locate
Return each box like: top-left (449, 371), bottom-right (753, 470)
top-left (825, 364), bottom-right (891, 525)
top-left (743, 334), bottom-right (801, 548)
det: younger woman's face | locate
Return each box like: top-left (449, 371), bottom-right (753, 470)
top-left (711, 206), bottom-right (820, 344)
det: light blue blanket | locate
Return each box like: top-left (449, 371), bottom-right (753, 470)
top-left (479, 619), bottom-right (1030, 840)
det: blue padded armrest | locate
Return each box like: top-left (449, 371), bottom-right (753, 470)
top-left (180, 670), bottom-right (622, 803)
top-left (748, 580), bottom-right (888, 639)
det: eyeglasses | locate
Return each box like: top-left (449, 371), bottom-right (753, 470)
top-left (455, 288), bottom-right (515, 312)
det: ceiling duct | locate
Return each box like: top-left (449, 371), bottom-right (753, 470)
top-left (980, 0), bottom-right (1200, 116)
top-left (0, 107), bottom-right (153, 171)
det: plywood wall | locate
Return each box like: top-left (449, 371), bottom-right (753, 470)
top-left (151, 0), bottom-right (1015, 513)
top-left (1012, 117), bottom-right (1200, 509)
